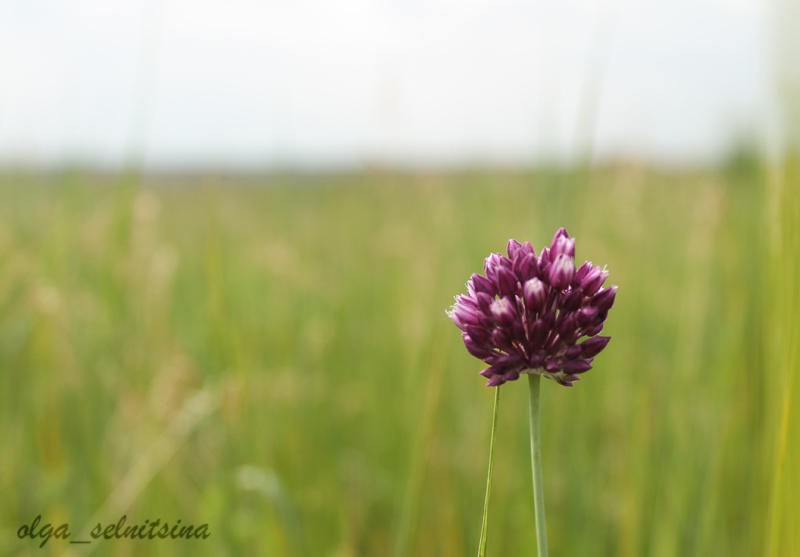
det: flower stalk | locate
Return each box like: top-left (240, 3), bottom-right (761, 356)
top-left (528, 374), bottom-right (548, 557)
top-left (477, 386), bottom-right (500, 557)
top-left (448, 229), bottom-right (616, 557)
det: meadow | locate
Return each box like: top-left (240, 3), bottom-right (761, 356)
top-left (0, 162), bottom-right (797, 556)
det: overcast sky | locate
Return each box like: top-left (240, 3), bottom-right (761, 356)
top-left (0, 0), bottom-right (771, 169)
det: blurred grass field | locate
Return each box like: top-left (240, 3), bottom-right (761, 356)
top-left (0, 162), bottom-right (797, 556)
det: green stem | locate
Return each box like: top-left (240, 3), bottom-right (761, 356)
top-left (528, 374), bottom-right (548, 557)
top-left (477, 386), bottom-right (500, 557)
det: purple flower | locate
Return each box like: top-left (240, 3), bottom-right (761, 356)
top-left (448, 228), bottom-right (616, 387)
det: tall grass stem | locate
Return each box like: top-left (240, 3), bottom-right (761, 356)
top-left (477, 386), bottom-right (500, 557)
top-left (528, 374), bottom-right (548, 557)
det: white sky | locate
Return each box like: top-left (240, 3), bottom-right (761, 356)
top-left (0, 0), bottom-right (770, 169)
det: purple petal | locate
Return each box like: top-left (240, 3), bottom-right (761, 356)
top-left (475, 291), bottom-right (493, 312)
top-left (541, 309), bottom-right (557, 328)
top-left (544, 359), bottom-right (560, 371)
top-left (496, 267), bottom-right (518, 297)
top-left (465, 325), bottom-right (491, 345)
top-left (528, 351), bottom-right (544, 368)
top-left (530, 319), bottom-right (547, 348)
top-left (490, 297), bottom-right (516, 326)
top-left (520, 241), bottom-right (536, 258)
top-left (580, 335), bottom-right (611, 357)
top-left (507, 239), bottom-right (522, 260)
top-left (575, 261), bottom-right (593, 283)
top-left (562, 359), bottom-right (592, 373)
top-left (591, 286), bottom-right (618, 312)
top-left (456, 307), bottom-right (483, 327)
top-left (558, 313), bottom-right (577, 338)
top-left (484, 253), bottom-right (504, 283)
top-left (580, 265), bottom-right (608, 296)
top-left (550, 228), bottom-right (575, 258)
top-left (539, 247), bottom-right (551, 266)
top-left (463, 333), bottom-right (495, 359)
top-left (583, 323), bottom-right (604, 336)
top-left (562, 289), bottom-right (583, 311)
top-left (577, 306), bottom-right (598, 326)
top-left (471, 273), bottom-right (496, 296)
top-left (502, 369), bottom-right (520, 382)
top-left (514, 252), bottom-right (539, 282)
top-left (491, 328), bottom-right (514, 351)
top-left (547, 254), bottom-right (575, 290)
top-left (522, 278), bottom-right (547, 312)
top-left (550, 227), bottom-right (569, 245)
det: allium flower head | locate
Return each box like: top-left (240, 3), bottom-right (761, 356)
top-left (448, 228), bottom-right (617, 387)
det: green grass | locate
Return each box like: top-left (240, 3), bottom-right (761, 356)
top-left (0, 165), bottom-right (790, 556)
top-left (766, 154), bottom-right (800, 557)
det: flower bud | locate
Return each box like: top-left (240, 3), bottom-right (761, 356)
top-left (522, 278), bottom-right (546, 312)
top-left (528, 351), bottom-right (544, 368)
top-left (579, 335), bottom-right (611, 357)
top-left (507, 238), bottom-right (522, 259)
top-left (484, 253), bottom-right (506, 283)
top-left (496, 267), bottom-right (518, 297)
top-left (544, 358), bottom-right (560, 371)
top-left (562, 359), bottom-right (592, 373)
top-left (511, 320), bottom-right (526, 342)
top-left (580, 265), bottom-right (608, 296)
top-left (548, 254), bottom-right (575, 290)
top-left (490, 297), bottom-right (516, 326)
top-left (539, 247), bottom-right (551, 266)
top-left (475, 291), bottom-right (493, 312)
top-left (575, 260), bottom-right (593, 283)
top-left (486, 375), bottom-right (504, 387)
top-left (465, 325), bottom-right (491, 345)
top-left (471, 273), bottom-right (495, 296)
top-left (530, 319), bottom-right (547, 348)
top-left (451, 305), bottom-right (481, 327)
top-left (562, 289), bottom-right (583, 311)
top-left (520, 241), bottom-right (536, 257)
top-left (550, 228), bottom-right (575, 258)
top-left (541, 308), bottom-right (556, 328)
top-left (577, 306), bottom-right (598, 326)
top-left (591, 286), bottom-right (617, 313)
top-left (583, 323), bottom-right (604, 336)
top-left (463, 332), bottom-right (494, 358)
top-left (514, 252), bottom-right (539, 281)
top-left (558, 313), bottom-right (577, 338)
top-left (491, 327), bottom-right (513, 351)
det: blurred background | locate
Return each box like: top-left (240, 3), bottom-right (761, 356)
top-left (1, 0), bottom-right (798, 556)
